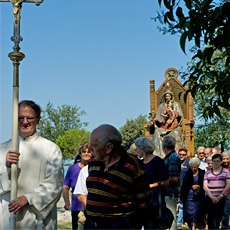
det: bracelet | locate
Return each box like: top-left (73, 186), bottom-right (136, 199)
top-left (219, 194), bottom-right (224, 198)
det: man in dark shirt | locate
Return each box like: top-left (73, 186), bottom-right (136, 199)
top-left (85, 124), bottom-right (153, 229)
top-left (176, 147), bottom-right (190, 227)
top-left (163, 136), bottom-right (181, 230)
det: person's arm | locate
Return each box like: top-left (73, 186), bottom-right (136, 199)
top-left (192, 184), bottom-right (200, 190)
top-left (77, 194), bottom-right (87, 207)
top-left (149, 179), bottom-right (169, 189)
top-left (62, 185), bottom-right (71, 210)
top-left (73, 165), bottom-right (88, 207)
top-left (169, 176), bottom-right (179, 184)
top-left (221, 179), bottom-right (230, 196)
top-left (203, 179), bottom-right (216, 202)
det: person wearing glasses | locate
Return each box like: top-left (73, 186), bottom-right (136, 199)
top-left (177, 148), bottom-right (190, 228)
top-left (197, 146), bottom-right (208, 170)
top-left (0, 100), bottom-right (64, 229)
top-left (203, 154), bottom-right (230, 229)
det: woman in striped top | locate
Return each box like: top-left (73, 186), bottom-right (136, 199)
top-left (203, 154), bottom-right (230, 229)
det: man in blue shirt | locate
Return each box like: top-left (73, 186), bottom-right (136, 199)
top-left (163, 136), bottom-right (181, 230)
top-left (176, 148), bottom-right (190, 227)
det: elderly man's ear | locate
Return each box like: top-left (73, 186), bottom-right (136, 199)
top-left (105, 143), bottom-right (113, 153)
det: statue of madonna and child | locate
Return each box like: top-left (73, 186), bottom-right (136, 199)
top-left (152, 91), bottom-right (184, 157)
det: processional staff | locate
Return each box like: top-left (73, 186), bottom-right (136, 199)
top-left (0, 0), bottom-right (44, 229)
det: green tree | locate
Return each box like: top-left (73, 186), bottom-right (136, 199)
top-left (194, 115), bottom-right (230, 152)
top-left (193, 83), bottom-right (230, 152)
top-left (181, 51), bottom-right (230, 151)
top-left (155, 0), bottom-right (230, 118)
top-left (119, 114), bottom-right (147, 151)
top-left (193, 84), bottom-right (230, 151)
top-left (56, 128), bottom-right (90, 160)
top-left (37, 102), bottom-right (88, 142)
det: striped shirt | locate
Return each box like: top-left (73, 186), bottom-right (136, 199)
top-left (86, 149), bottom-right (152, 219)
top-left (204, 167), bottom-right (230, 197)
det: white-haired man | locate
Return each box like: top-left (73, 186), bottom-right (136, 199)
top-left (85, 124), bottom-right (153, 229)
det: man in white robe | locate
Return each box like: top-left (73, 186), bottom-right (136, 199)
top-left (0, 100), bottom-right (63, 229)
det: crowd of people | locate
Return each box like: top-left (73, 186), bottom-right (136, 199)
top-left (65, 128), bottom-right (230, 230)
top-left (0, 99), bottom-right (229, 230)
top-left (176, 147), bottom-right (230, 230)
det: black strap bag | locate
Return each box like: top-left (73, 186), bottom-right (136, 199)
top-left (193, 187), bottom-right (203, 200)
top-left (155, 182), bottom-right (174, 229)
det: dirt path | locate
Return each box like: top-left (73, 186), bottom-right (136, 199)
top-left (57, 197), bottom-right (71, 222)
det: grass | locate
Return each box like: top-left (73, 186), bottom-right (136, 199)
top-left (57, 220), bottom-right (72, 230)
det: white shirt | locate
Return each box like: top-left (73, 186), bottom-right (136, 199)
top-left (73, 165), bottom-right (88, 196)
top-left (199, 160), bottom-right (208, 170)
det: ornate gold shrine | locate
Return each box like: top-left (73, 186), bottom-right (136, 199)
top-left (144, 67), bottom-right (195, 157)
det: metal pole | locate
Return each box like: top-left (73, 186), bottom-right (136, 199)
top-left (0, 1), bottom-right (44, 229)
top-left (8, 2), bottom-right (25, 228)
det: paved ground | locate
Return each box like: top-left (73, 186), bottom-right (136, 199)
top-left (57, 197), bottom-right (71, 222)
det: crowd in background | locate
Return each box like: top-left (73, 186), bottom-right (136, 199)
top-left (63, 133), bottom-right (230, 230)
top-left (1, 100), bottom-right (229, 230)
top-left (176, 146), bottom-right (230, 230)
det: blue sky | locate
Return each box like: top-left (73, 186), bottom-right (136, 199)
top-left (0, 0), bottom-right (193, 143)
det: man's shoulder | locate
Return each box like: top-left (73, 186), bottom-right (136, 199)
top-left (123, 152), bottom-right (145, 168)
top-left (185, 158), bottom-right (190, 166)
top-left (185, 158), bottom-right (189, 163)
top-left (166, 151), bottom-right (180, 161)
top-left (0, 139), bottom-right (12, 149)
top-left (36, 135), bottom-right (59, 148)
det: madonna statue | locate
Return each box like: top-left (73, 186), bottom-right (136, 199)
top-left (153, 91), bottom-right (184, 157)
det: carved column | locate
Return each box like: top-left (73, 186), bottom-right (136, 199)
top-left (150, 79), bottom-right (155, 115)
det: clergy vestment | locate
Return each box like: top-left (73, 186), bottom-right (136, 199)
top-left (0, 133), bottom-right (64, 229)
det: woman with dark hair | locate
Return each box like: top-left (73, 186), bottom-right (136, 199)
top-left (180, 157), bottom-right (205, 230)
top-left (62, 142), bottom-right (92, 230)
top-left (203, 154), bottom-right (230, 229)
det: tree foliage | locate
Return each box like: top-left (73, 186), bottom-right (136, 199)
top-left (181, 53), bottom-right (230, 151)
top-left (56, 128), bottom-right (90, 160)
top-left (37, 102), bottom-right (88, 142)
top-left (155, 0), bottom-right (230, 118)
top-left (119, 114), bottom-right (147, 151)
top-left (193, 86), bottom-right (230, 152)
top-left (194, 113), bottom-right (230, 152)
